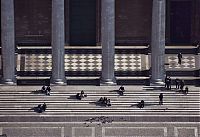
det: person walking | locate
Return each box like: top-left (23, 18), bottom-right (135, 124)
top-left (159, 93), bottom-right (163, 105)
top-left (177, 53), bottom-right (182, 65)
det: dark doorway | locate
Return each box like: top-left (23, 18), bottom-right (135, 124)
top-left (170, 1), bottom-right (192, 45)
top-left (69, 0), bottom-right (96, 46)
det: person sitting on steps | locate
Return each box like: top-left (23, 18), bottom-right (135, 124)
top-left (118, 85), bottom-right (125, 95)
top-left (36, 103), bottom-right (47, 113)
top-left (138, 100), bottom-right (144, 108)
top-left (46, 86), bottom-right (51, 95)
top-left (76, 90), bottom-right (87, 100)
top-left (42, 103), bottom-right (47, 111)
top-left (41, 85), bottom-right (46, 93)
top-left (107, 99), bottom-right (111, 107)
top-left (184, 86), bottom-right (188, 94)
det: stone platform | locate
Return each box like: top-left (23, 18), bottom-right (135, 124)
top-left (0, 85), bottom-right (199, 137)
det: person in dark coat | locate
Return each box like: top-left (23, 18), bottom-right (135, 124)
top-left (107, 99), bottom-right (111, 107)
top-left (184, 86), bottom-right (188, 94)
top-left (118, 85), bottom-right (125, 95)
top-left (41, 86), bottom-right (46, 93)
top-left (180, 80), bottom-right (185, 92)
top-left (165, 77), bottom-right (171, 90)
top-left (178, 53), bottom-right (182, 65)
top-left (159, 93), bottom-right (163, 105)
top-left (175, 78), bottom-right (180, 89)
top-left (168, 77), bottom-right (172, 90)
top-left (42, 103), bottom-right (47, 111)
top-left (46, 86), bottom-right (51, 95)
top-left (138, 100), bottom-right (144, 108)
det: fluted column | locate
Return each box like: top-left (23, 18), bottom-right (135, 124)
top-left (51, 0), bottom-right (66, 85)
top-left (1, 0), bottom-right (16, 84)
top-left (151, 0), bottom-right (166, 85)
top-left (100, 0), bottom-right (116, 85)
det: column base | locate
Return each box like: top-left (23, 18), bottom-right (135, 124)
top-left (1, 78), bottom-right (16, 85)
top-left (50, 78), bottom-right (67, 85)
top-left (100, 78), bottom-right (117, 86)
top-left (150, 79), bottom-right (165, 86)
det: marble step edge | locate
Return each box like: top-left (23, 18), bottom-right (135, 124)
top-left (0, 107), bottom-right (199, 110)
top-left (0, 99), bottom-right (200, 105)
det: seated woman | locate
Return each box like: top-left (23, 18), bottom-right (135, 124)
top-left (46, 86), bottom-right (51, 95)
top-left (184, 86), bottom-right (188, 94)
top-left (76, 90), bottom-right (87, 100)
top-left (137, 100), bottom-right (144, 108)
top-left (41, 86), bottom-right (46, 92)
top-left (103, 97), bottom-right (107, 105)
top-left (80, 90), bottom-right (87, 98)
top-left (76, 93), bottom-right (82, 100)
top-left (36, 104), bottom-right (43, 113)
top-left (107, 99), bottom-right (111, 107)
top-left (99, 97), bottom-right (104, 103)
top-left (118, 85), bottom-right (125, 95)
top-left (41, 103), bottom-right (47, 111)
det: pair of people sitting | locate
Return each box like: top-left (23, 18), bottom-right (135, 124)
top-left (36, 103), bottom-right (47, 113)
top-left (41, 86), bottom-right (51, 95)
top-left (76, 90), bottom-right (87, 100)
top-left (98, 97), bottom-right (111, 107)
top-left (118, 86), bottom-right (125, 95)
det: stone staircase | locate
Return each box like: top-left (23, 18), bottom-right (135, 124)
top-left (0, 86), bottom-right (199, 122)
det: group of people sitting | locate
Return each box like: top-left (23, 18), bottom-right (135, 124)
top-left (36, 103), bottom-right (47, 113)
top-left (76, 90), bottom-right (87, 100)
top-left (98, 97), bottom-right (111, 107)
top-left (41, 86), bottom-right (51, 95)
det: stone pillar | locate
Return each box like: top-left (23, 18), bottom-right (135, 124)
top-left (51, 0), bottom-right (66, 85)
top-left (100, 0), bottom-right (116, 85)
top-left (1, 0), bottom-right (16, 84)
top-left (151, 0), bottom-right (166, 85)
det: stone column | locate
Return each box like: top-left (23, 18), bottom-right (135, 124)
top-left (51, 0), bottom-right (66, 85)
top-left (100, 0), bottom-right (116, 85)
top-left (1, 0), bottom-right (16, 84)
top-left (151, 0), bottom-right (166, 85)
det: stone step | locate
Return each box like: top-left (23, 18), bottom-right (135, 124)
top-left (0, 90), bottom-right (198, 93)
top-left (0, 100), bottom-right (199, 103)
top-left (0, 111), bottom-right (198, 116)
top-left (0, 107), bottom-right (198, 110)
top-left (0, 98), bottom-right (198, 101)
top-left (0, 91), bottom-right (198, 94)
